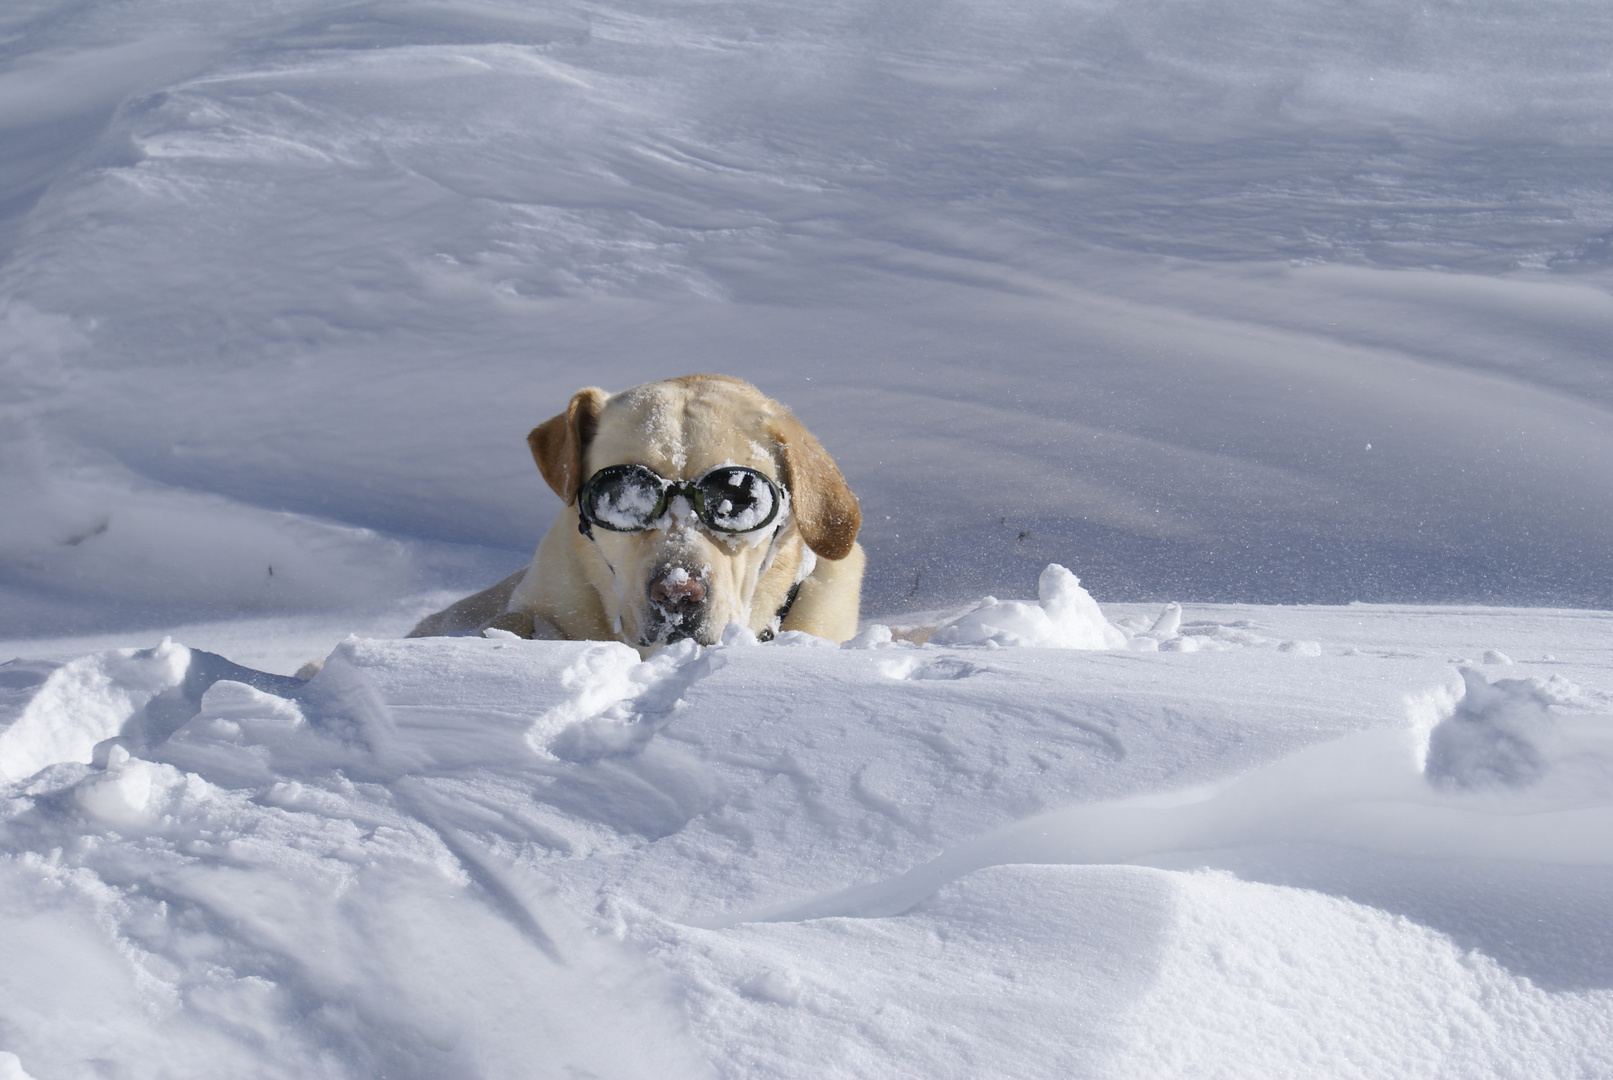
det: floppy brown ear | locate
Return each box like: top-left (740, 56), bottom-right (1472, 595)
top-left (771, 411), bottom-right (861, 560)
top-left (528, 387), bottom-right (607, 504)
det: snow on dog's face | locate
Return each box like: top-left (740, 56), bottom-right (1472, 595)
top-left (528, 375), bottom-right (860, 654)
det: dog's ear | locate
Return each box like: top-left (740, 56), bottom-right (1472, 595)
top-left (528, 387), bottom-right (608, 504)
top-left (770, 411), bottom-right (861, 561)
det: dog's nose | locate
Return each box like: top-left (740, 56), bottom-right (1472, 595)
top-left (649, 567), bottom-right (707, 609)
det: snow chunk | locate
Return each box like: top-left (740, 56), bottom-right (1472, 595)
top-left (1426, 668), bottom-right (1562, 789)
top-left (718, 621), bottom-right (758, 648)
top-left (1420, 667), bottom-right (1613, 798)
top-left (590, 475), bottom-right (664, 531)
top-left (74, 744), bottom-right (189, 830)
top-left (0, 639), bottom-right (189, 782)
top-left (930, 565), bottom-right (1126, 650)
top-left (842, 623), bottom-right (896, 649)
top-left (529, 638), bottom-right (716, 760)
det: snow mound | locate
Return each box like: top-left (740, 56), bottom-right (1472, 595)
top-left (1111, 869), bottom-right (1613, 1079)
top-left (929, 564), bottom-right (1127, 649)
top-left (0, 639), bottom-right (308, 783)
top-left (1426, 667), bottom-right (1613, 794)
top-left (3, 614), bottom-right (1613, 1077)
top-left (0, 639), bottom-right (189, 782)
top-left (920, 565), bottom-right (1322, 656)
top-left (74, 744), bottom-right (190, 831)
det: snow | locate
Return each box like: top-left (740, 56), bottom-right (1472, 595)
top-left (931, 564), bottom-right (1129, 649)
top-left (702, 470), bottom-right (777, 533)
top-left (589, 472), bottom-right (667, 531)
top-left (5, 0), bottom-right (1613, 1073)
top-left (4, 605), bottom-right (1613, 1076)
top-left (6, 0), bottom-right (1613, 630)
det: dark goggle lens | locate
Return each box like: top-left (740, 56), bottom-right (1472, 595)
top-left (696, 468), bottom-right (779, 533)
top-left (582, 466), bottom-right (667, 531)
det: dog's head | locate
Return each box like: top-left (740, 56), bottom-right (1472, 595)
top-left (528, 375), bottom-right (859, 652)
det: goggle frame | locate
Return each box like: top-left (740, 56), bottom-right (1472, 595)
top-left (577, 463), bottom-right (784, 535)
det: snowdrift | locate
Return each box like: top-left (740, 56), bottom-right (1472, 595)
top-left (4, 574), bottom-right (1612, 1077)
top-left (5, 0), bottom-right (1613, 634)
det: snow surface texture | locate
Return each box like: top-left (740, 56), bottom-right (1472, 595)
top-left (5, 0), bottom-right (1613, 1075)
top-left (4, 585), bottom-right (1613, 1078)
top-left (4, 0), bottom-right (1613, 635)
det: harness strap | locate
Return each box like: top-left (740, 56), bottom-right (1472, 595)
top-left (756, 581), bottom-right (803, 643)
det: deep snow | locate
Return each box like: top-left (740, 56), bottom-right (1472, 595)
top-left (5, 0), bottom-right (1613, 1075)
top-left (3, 585), bottom-right (1612, 1077)
top-left (4, 0), bottom-right (1613, 631)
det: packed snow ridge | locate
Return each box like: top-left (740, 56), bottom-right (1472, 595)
top-left (3, 567), bottom-right (1611, 1078)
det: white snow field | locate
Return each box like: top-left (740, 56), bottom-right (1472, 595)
top-left (3, 586), bottom-right (1613, 1078)
top-left (4, 0), bottom-right (1613, 1075)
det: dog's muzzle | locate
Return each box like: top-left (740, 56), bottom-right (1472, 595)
top-left (645, 566), bottom-right (709, 644)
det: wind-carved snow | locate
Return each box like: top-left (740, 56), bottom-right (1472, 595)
top-left (1425, 667), bottom-right (1613, 795)
top-left (0, 639), bottom-right (189, 782)
top-left (3, 598), bottom-right (1613, 1077)
top-left (527, 637), bottom-right (719, 760)
top-left (715, 673), bottom-right (1613, 922)
top-left (6, 0), bottom-right (1613, 633)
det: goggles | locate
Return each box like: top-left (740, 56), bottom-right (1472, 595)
top-left (578, 464), bottom-right (783, 535)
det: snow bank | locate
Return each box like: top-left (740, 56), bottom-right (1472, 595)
top-left (1424, 666), bottom-right (1604, 791)
top-left (0, 639), bottom-right (187, 782)
top-left (3, 602), bottom-right (1612, 1076)
top-left (6, 0), bottom-right (1613, 634)
top-left (918, 565), bottom-right (1323, 656)
top-left (929, 564), bottom-right (1127, 649)
top-left (1110, 870), bottom-right (1613, 1079)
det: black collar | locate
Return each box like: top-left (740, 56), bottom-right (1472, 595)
top-left (756, 580), bottom-right (802, 643)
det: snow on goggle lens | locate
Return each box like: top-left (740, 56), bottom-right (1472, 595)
top-left (580, 464), bottom-right (781, 534)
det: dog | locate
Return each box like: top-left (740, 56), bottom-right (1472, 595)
top-left (408, 375), bottom-right (865, 654)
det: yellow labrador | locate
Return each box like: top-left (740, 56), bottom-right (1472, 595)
top-left (409, 375), bottom-right (865, 654)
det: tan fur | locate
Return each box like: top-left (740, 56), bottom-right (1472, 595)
top-left (769, 411), bottom-right (862, 561)
top-left (527, 387), bottom-right (606, 504)
top-left (409, 375), bottom-right (864, 654)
